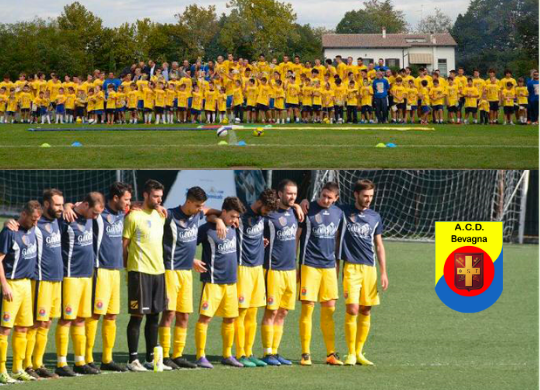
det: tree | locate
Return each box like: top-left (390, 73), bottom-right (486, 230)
top-left (416, 8), bottom-right (453, 33)
top-left (336, 0), bottom-right (408, 34)
top-left (176, 5), bottom-right (220, 59)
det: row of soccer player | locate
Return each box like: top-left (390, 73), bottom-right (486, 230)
top-left (0, 178), bottom-right (387, 383)
top-left (0, 65), bottom-right (538, 125)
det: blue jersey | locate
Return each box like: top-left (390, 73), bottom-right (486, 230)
top-left (93, 206), bottom-right (125, 269)
top-left (299, 202), bottom-right (345, 269)
top-left (0, 226), bottom-right (37, 280)
top-left (35, 216), bottom-right (63, 281)
top-left (237, 207), bottom-right (265, 267)
top-left (527, 79), bottom-right (539, 102)
top-left (58, 214), bottom-right (94, 278)
top-left (264, 208), bottom-right (298, 271)
top-left (163, 208), bottom-right (204, 271)
top-left (372, 78), bottom-right (390, 99)
top-left (197, 223), bottom-right (238, 284)
top-left (339, 205), bottom-right (383, 266)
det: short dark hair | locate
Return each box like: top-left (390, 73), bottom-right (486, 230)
top-left (83, 192), bottom-right (105, 208)
top-left (322, 182), bottom-right (339, 195)
top-left (186, 186), bottom-right (207, 202)
top-left (354, 179), bottom-right (375, 193)
top-left (258, 189), bottom-right (279, 211)
top-left (43, 188), bottom-right (63, 204)
top-left (22, 200), bottom-right (42, 215)
top-left (278, 179), bottom-right (297, 193)
top-left (143, 179), bottom-right (164, 194)
top-left (109, 182), bottom-right (133, 200)
top-left (222, 197), bottom-right (246, 214)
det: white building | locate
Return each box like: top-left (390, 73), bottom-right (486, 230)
top-left (322, 29), bottom-right (457, 76)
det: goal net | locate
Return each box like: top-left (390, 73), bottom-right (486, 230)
top-left (0, 170), bottom-right (138, 217)
top-left (310, 170), bottom-right (528, 242)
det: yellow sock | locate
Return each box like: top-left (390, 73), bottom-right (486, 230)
top-left (244, 308), bottom-right (258, 357)
top-left (320, 306), bottom-right (336, 355)
top-left (221, 322), bottom-right (235, 358)
top-left (299, 304), bottom-right (314, 355)
top-left (12, 330), bottom-right (27, 373)
top-left (71, 325), bottom-right (86, 366)
top-left (195, 322), bottom-right (207, 359)
top-left (172, 327), bottom-right (187, 359)
top-left (55, 325), bottom-right (70, 367)
top-left (356, 314), bottom-right (371, 355)
top-left (345, 313), bottom-right (357, 356)
top-left (261, 325), bottom-right (273, 356)
top-left (102, 319), bottom-right (116, 364)
top-left (234, 308), bottom-right (248, 358)
top-left (0, 334), bottom-right (7, 373)
top-left (158, 327), bottom-right (171, 358)
top-left (33, 327), bottom-right (49, 368)
top-left (85, 317), bottom-right (99, 364)
top-left (24, 328), bottom-right (37, 369)
top-left (272, 324), bottom-right (284, 355)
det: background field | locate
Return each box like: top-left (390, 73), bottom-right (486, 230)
top-left (8, 241), bottom-right (538, 390)
top-left (0, 124), bottom-right (537, 169)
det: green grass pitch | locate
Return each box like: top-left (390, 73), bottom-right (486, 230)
top-left (9, 241), bottom-right (538, 390)
top-left (0, 123), bottom-right (537, 169)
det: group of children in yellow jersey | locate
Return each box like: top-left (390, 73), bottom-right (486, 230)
top-left (0, 58), bottom-right (533, 126)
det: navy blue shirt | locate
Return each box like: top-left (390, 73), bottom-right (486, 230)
top-left (375, 65), bottom-right (389, 72)
top-left (163, 208), bottom-right (204, 271)
top-left (299, 202), bottom-right (345, 268)
top-left (197, 223), bottom-right (238, 284)
top-left (35, 216), bottom-right (63, 281)
top-left (264, 208), bottom-right (298, 271)
top-left (58, 214), bottom-right (95, 278)
top-left (237, 207), bottom-right (265, 267)
top-left (339, 206), bottom-right (383, 266)
top-left (527, 79), bottom-right (539, 102)
top-left (93, 206), bottom-right (124, 269)
top-left (0, 226), bottom-right (37, 280)
top-left (372, 78), bottom-right (390, 99)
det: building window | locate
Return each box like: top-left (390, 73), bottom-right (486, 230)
top-left (438, 59), bottom-right (448, 76)
top-left (386, 58), bottom-right (400, 68)
top-left (363, 58), bottom-right (374, 65)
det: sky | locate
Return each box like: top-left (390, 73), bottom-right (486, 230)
top-left (4, 0), bottom-right (470, 29)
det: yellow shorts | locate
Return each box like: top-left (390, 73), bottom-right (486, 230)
top-left (265, 269), bottom-right (296, 311)
top-left (93, 268), bottom-right (121, 315)
top-left (299, 264), bottom-right (338, 302)
top-left (62, 277), bottom-right (92, 320)
top-left (165, 270), bottom-right (193, 313)
top-left (199, 283), bottom-right (238, 318)
top-left (0, 279), bottom-right (33, 328)
top-left (32, 280), bottom-right (61, 322)
top-left (343, 263), bottom-right (380, 306)
top-left (237, 265), bottom-right (265, 309)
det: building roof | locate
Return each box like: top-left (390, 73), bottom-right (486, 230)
top-left (322, 33), bottom-right (457, 48)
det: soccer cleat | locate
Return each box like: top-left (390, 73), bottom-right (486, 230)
top-left (126, 359), bottom-right (147, 372)
top-left (143, 361), bottom-right (172, 371)
top-left (163, 357), bottom-right (180, 370)
top-left (172, 357), bottom-right (197, 369)
top-left (73, 364), bottom-right (101, 375)
top-left (87, 362), bottom-right (102, 373)
top-left (24, 367), bottom-right (40, 379)
top-left (12, 370), bottom-right (37, 381)
top-left (248, 356), bottom-right (267, 367)
top-left (35, 366), bottom-right (59, 378)
top-left (221, 356), bottom-right (244, 368)
top-left (100, 361), bottom-right (128, 372)
top-left (0, 372), bottom-right (16, 384)
top-left (300, 354), bottom-right (312, 366)
top-left (344, 355), bottom-right (357, 366)
top-left (275, 355), bottom-right (292, 365)
top-left (356, 352), bottom-right (374, 366)
top-left (55, 365), bottom-right (77, 377)
top-left (261, 355), bottom-right (281, 366)
top-left (238, 356), bottom-right (256, 367)
top-left (326, 353), bottom-right (344, 366)
top-left (196, 357), bottom-right (214, 369)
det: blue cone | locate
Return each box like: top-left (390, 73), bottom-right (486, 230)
top-left (71, 142), bottom-right (82, 147)
top-left (237, 140), bottom-right (246, 146)
top-left (386, 143), bottom-right (396, 148)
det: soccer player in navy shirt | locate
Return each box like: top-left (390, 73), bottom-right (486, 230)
top-left (159, 186), bottom-right (223, 370)
top-left (0, 201), bottom-right (41, 383)
top-left (193, 197), bottom-right (246, 369)
top-left (297, 182), bottom-right (346, 366)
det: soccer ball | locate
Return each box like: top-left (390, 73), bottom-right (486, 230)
top-left (253, 127), bottom-right (264, 137)
top-left (76, 117), bottom-right (82, 124)
top-left (222, 116), bottom-right (229, 125)
top-left (235, 118), bottom-right (241, 124)
top-left (323, 117), bottom-right (330, 124)
top-left (217, 127), bottom-right (228, 137)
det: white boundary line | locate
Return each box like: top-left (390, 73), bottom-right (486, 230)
top-left (0, 144), bottom-right (536, 149)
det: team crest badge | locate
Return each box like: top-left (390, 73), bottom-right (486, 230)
top-left (44, 223), bottom-right (52, 233)
top-left (315, 214), bottom-right (322, 224)
top-left (130, 301), bottom-right (139, 310)
top-left (96, 300), bottom-right (104, 309)
top-left (38, 308), bottom-right (46, 317)
top-left (435, 222), bottom-right (502, 313)
top-left (238, 296), bottom-right (244, 303)
top-left (22, 235), bottom-right (30, 245)
top-left (344, 291), bottom-right (348, 299)
top-left (65, 306), bottom-right (72, 315)
top-left (78, 223), bottom-right (86, 232)
top-left (279, 216), bottom-right (287, 227)
top-left (107, 214), bottom-right (114, 224)
top-left (2, 313), bottom-right (10, 322)
top-left (301, 288), bottom-right (307, 296)
top-left (202, 302), bottom-right (209, 310)
top-left (267, 296), bottom-right (274, 304)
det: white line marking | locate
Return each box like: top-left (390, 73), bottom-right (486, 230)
top-left (0, 144), bottom-right (536, 149)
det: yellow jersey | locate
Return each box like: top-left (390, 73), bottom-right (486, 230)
top-left (285, 83), bottom-right (300, 105)
top-left (462, 86), bottom-right (479, 107)
top-left (65, 93), bottom-right (76, 110)
top-left (204, 90), bottom-right (218, 111)
top-left (217, 92), bottom-right (227, 112)
top-left (18, 92), bottom-right (32, 109)
top-left (177, 90), bottom-right (189, 108)
top-left (321, 89), bottom-right (334, 108)
top-left (143, 89), bottom-right (155, 109)
top-left (516, 86), bottom-right (529, 105)
top-left (256, 84), bottom-right (272, 106)
top-left (127, 91), bottom-right (139, 109)
top-left (392, 85), bottom-right (406, 104)
top-left (479, 99), bottom-right (489, 112)
top-left (501, 89), bottom-right (516, 107)
top-left (407, 87), bottom-right (418, 106)
top-left (95, 91), bottom-right (105, 110)
top-left (106, 91), bottom-right (117, 109)
top-left (232, 86), bottom-right (244, 107)
top-left (245, 85), bottom-right (258, 106)
top-left (429, 86), bottom-right (446, 106)
top-left (485, 83), bottom-right (500, 102)
top-left (446, 85), bottom-right (459, 106)
top-left (191, 91), bottom-right (203, 110)
top-left (346, 87), bottom-right (358, 106)
top-left (360, 85), bottom-right (373, 106)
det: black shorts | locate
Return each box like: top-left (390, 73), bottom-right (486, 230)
top-left (458, 97), bottom-right (465, 109)
top-left (106, 108), bottom-right (115, 114)
top-left (21, 108), bottom-right (30, 113)
top-left (489, 102), bottom-right (499, 111)
top-left (519, 104), bottom-right (528, 109)
top-left (312, 105), bottom-right (322, 112)
top-left (257, 103), bottom-right (268, 111)
top-left (361, 105), bottom-right (372, 114)
top-left (448, 106), bottom-right (458, 113)
top-left (396, 103), bottom-right (406, 110)
top-left (465, 107), bottom-right (478, 114)
top-left (504, 106), bottom-right (514, 115)
top-left (127, 271), bottom-right (167, 315)
top-left (155, 106), bottom-right (164, 114)
top-left (247, 105), bottom-right (257, 112)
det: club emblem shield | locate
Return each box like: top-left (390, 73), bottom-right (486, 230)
top-left (454, 253), bottom-right (483, 291)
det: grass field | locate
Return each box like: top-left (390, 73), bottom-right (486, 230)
top-left (7, 241), bottom-right (538, 390)
top-left (0, 123), bottom-right (537, 169)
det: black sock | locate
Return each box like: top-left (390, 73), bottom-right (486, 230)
top-left (145, 314), bottom-right (160, 362)
top-left (127, 316), bottom-right (143, 363)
